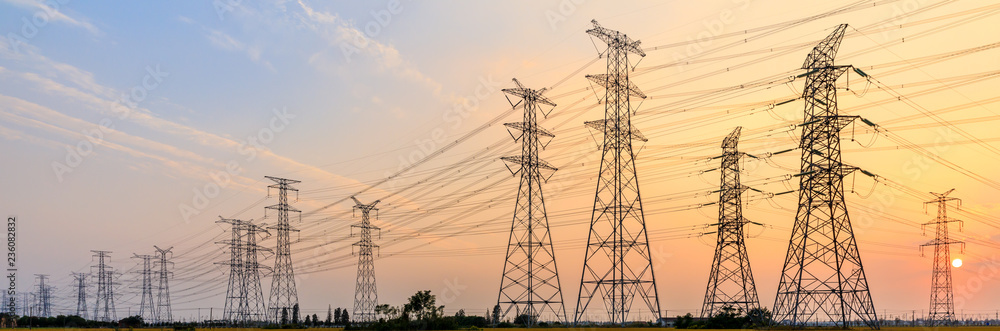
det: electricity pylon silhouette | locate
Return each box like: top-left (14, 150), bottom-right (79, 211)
top-left (921, 189), bottom-right (964, 326)
top-left (701, 127), bottom-right (760, 318)
top-left (33, 274), bottom-right (51, 317)
top-left (92, 250), bottom-right (116, 322)
top-left (72, 272), bottom-right (88, 319)
top-left (266, 176), bottom-right (301, 323)
top-left (575, 20), bottom-right (661, 325)
top-left (496, 78), bottom-right (566, 326)
top-left (219, 218), bottom-right (245, 325)
top-left (218, 217), bottom-right (272, 326)
top-left (350, 196), bottom-right (381, 324)
top-left (154, 246), bottom-right (174, 324)
top-left (133, 254), bottom-right (157, 322)
top-left (773, 24), bottom-right (879, 329)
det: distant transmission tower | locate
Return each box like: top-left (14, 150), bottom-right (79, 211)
top-left (34, 274), bottom-right (51, 317)
top-left (772, 24), bottom-right (880, 329)
top-left (218, 217), bottom-right (272, 326)
top-left (496, 78), bottom-right (567, 325)
top-left (265, 176), bottom-right (301, 323)
top-left (350, 196), bottom-right (381, 323)
top-left (92, 250), bottom-right (117, 322)
top-left (133, 254), bottom-right (156, 322)
top-left (154, 246), bottom-right (174, 324)
top-left (72, 272), bottom-right (88, 319)
top-left (701, 127), bottom-right (760, 318)
top-left (921, 189), bottom-right (964, 326)
top-left (575, 20), bottom-right (661, 325)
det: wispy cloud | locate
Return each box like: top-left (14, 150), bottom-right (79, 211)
top-left (1, 0), bottom-right (102, 36)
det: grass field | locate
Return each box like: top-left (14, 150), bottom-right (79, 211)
top-left (2, 328), bottom-right (1000, 331)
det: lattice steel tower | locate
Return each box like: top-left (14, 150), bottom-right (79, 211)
top-left (133, 254), bottom-right (157, 322)
top-left (34, 274), bottom-right (51, 317)
top-left (72, 272), bottom-right (88, 319)
top-left (575, 20), bottom-right (661, 325)
top-left (266, 176), bottom-right (301, 323)
top-left (92, 250), bottom-right (116, 322)
top-left (773, 24), bottom-right (879, 329)
top-left (921, 189), bottom-right (964, 326)
top-left (350, 196), bottom-right (381, 323)
top-left (154, 246), bottom-right (174, 324)
top-left (702, 127), bottom-right (760, 317)
top-left (218, 217), bottom-right (272, 325)
top-left (496, 78), bottom-right (566, 325)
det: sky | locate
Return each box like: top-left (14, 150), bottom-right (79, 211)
top-left (1, 0), bottom-right (1000, 324)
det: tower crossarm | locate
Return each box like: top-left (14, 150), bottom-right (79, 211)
top-left (586, 74), bottom-right (646, 99)
top-left (585, 119), bottom-right (647, 142)
top-left (586, 19), bottom-right (645, 57)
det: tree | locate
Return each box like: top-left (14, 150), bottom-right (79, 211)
top-left (491, 305), bottom-right (501, 325)
top-left (334, 307), bottom-right (342, 325)
top-left (403, 290), bottom-right (441, 321)
top-left (119, 315), bottom-right (143, 328)
top-left (326, 305), bottom-right (333, 325)
top-left (704, 305), bottom-right (744, 329)
top-left (281, 307), bottom-right (289, 325)
top-left (312, 314), bottom-right (319, 326)
top-left (375, 304), bottom-right (399, 321)
top-left (304, 315), bottom-right (311, 326)
top-left (455, 309), bottom-right (465, 318)
top-left (341, 309), bottom-right (350, 326)
top-left (292, 304), bottom-right (300, 324)
top-left (675, 313), bottom-right (695, 329)
top-left (746, 307), bottom-right (773, 328)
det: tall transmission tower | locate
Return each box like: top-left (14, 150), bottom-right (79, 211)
top-left (33, 274), bottom-right (51, 317)
top-left (265, 176), bottom-right (301, 323)
top-left (154, 246), bottom-right (174, 324)
top-left (772, 24), bottom-right (880, 329)
top-left (133, 254), bottom-right (156, 322)
top-left (245, 221), bottom-right (271, 323)
top-left (575, 19), bottom-right (661, 325)
top-left (218, 217), bottom-right (272, 326)
top-left (350, 196), bottom-right (381, 324)
top-left (92, 250), bottom-right (117, 322)
top-left (496, 78), bottom-right (567, 325)
top-left (701, 127), bottom-right (760, 318)
top-left (921, 189), bottom-right (964, 326)
top-left (72, 272), bottom-right (88, 319)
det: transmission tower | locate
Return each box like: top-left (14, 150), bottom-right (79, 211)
top-left (265, 176), bottom-right (301, 323)
top-left (218, 217), bottom-right (272, 326)
top-left (772, 24), bottom-right (880, 329)
top-left (133, 254), bottom-right (157, 322)
top-left (575, 20), bottom-right (661, 325)
top-left (921, 189), bottom-right (964, 326)
top-left (92, 250), bottom-right (116, 322)
top-left (245, 221), bottom-right (271, 323)
top-left (701, 127), bottom-right (760, 318)
top-left (154, 246), bottom-right (174, 324)
top-left (496, 78), bottom-right (567, 325)
top-left (33, 274), bottom-right (51, 317)
top-left (350, 196), bottom-right (381, 324)
top-left (72, 272), bottom-right (88, 319)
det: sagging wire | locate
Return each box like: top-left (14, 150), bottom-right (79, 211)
top-left (851, 169), bottom-right (879, 199)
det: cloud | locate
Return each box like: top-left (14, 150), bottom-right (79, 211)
top-left (294, 1), bottom-right (451, 103)
top-left (0, 48), bottom-right (399, 214)
top-left (203, 28), bottom-right (276, 72)
top-left (1, 0), bottom-right (102, 36)
top-left (0, 35), bottom-right (116, 99)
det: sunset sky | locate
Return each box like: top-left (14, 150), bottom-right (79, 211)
top-left (1, 0), bottom-right (999, 323)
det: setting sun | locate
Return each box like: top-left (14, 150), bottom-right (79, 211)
top-left (953, 259), bottom-right (963, 268)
